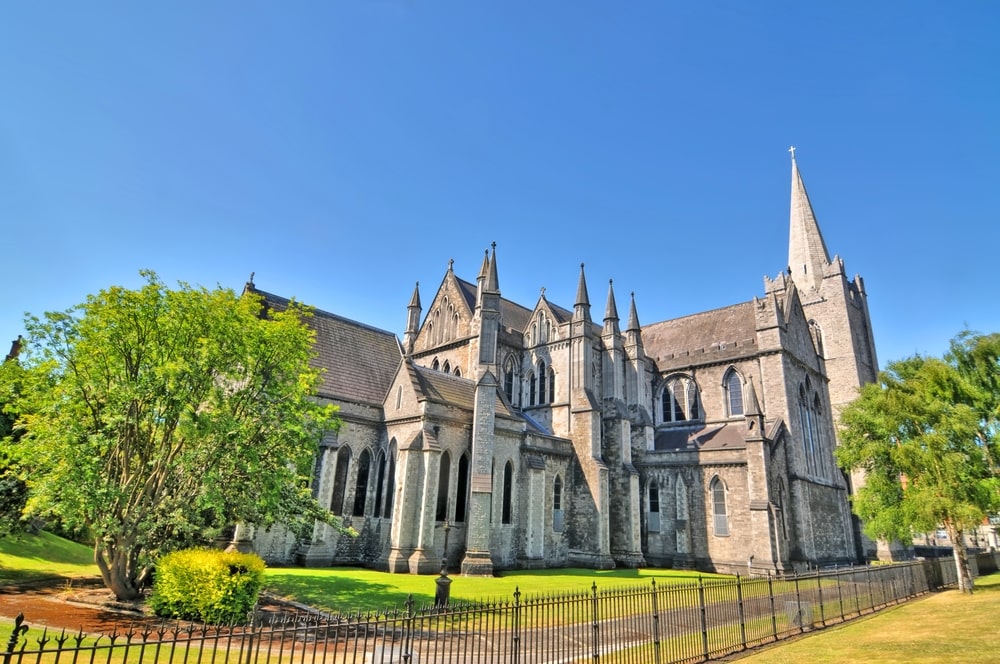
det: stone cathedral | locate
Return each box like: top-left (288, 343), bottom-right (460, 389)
top-left (247, 154), bottom-right (879, 575)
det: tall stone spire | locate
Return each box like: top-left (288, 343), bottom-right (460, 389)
top-left (573, 263), bottom-right (592, 323)
top-left (788, 147), bottom-right (831, 292)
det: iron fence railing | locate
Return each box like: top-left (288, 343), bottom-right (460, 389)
top-left (3, 554), bottom-right (994, 664)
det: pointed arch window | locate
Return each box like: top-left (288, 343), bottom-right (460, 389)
top-left (352, 449), bottom-right (372, 517)
top-left (724, 369), bottom-right (744, 417)
top-left (503, 357), bottom-right (516, 404)
top-left (799, 384), bottom-right (820, 476)
top-left (548, 367), bottom-right (556, 403)
top-left (454, 367), bottom-right (461, 377)
top-left (711, 477), bottom-right (729, 536)
top-left (383, 441), bottom-right (397, 518)
top-left (431, 358), bottom-right (440, 372)
top-left (647, 480), bottom-right (661, 532)
top-left (553, 475), bottom-right (564, 532)
top-left (455, 453), bottom-right (470, 523)
top-left (436, 452), bottom-right (451, 521)
top-left (501, 460), bottom-right (514, 524)
top-left (443, 360), bottom-right (451, 374)
top-left (528, 371), bottom-right (537, 406)
top-left (330, 447), bottom-right (352, 516)
top-left (537, 361), bottom-right (547, 404)
top-left (373, 450), bottom-right (387, 518)
top-left (662, 376), bottom-right (701, 423)
top-left (809, 319), bottom-right (825, 357)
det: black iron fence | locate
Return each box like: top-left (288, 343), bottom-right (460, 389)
top-left (3, 554), bottom-right (994, 664)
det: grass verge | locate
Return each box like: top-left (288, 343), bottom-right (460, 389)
top-left (733, 572), bottom-right (1000, 663)
top-left (264, 565), bottom-right (725, 613)
top-left (0, 531), bottom-right (98, 584)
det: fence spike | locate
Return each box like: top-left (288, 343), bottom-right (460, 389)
top-left (4, 613), bottom-right (29, 654)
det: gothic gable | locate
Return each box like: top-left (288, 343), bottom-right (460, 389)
top-left (416, 269), bottom-right (475, 352)
top-left (777, 283), bottom-right (823, 372)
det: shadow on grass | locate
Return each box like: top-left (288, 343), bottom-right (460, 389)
top-left (266, 571), bottom-right (434, 613)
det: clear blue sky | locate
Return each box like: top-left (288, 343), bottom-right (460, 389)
top-left (2, 2), bottom-right (998, 366)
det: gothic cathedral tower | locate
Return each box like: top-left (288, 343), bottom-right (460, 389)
top-left (785, 148), bottom-right (879, 559)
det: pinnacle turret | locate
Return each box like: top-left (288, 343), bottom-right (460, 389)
top-left (573, 263), bottom-right (592, 323)
top-left (403, 281), bottom-right (422, 355)
top-left (626, 292), bottom-right (640, 332)
top-left (603, 279), bottom-right (620, 336)
top-left (484, 242), bottom-right (500, 294)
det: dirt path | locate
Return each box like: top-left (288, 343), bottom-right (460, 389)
top-left (0, 578), bottom-right (297, 636)
top-left (0, 578), bottom-right (152, 634)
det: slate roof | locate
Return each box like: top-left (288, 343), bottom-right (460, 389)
top-left (252, 288), bottom-right (402, 406)
top-left (409, 363), bottom-right (513, 418)
top-left (455, 277), bottom-right (534, 334)
top-left (641, 301), bottom-right (757, 362)
top-left (653, 423), bottom-right (747, 451)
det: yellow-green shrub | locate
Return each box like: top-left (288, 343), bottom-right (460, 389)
top-left (150, 548), bottom-right (265, 624)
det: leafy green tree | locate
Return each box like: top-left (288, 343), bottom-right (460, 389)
top-left (5, 272), bottom-right (339, 599)
top-left (0, 358), bottom-right (29, 537)
top-left (837, 333), bottom-right (1000, 593)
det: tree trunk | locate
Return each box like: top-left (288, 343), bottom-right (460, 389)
top-left (94, 542), bottom-right (142, 600)
top-left (946, 523), bottom-right (975, 594)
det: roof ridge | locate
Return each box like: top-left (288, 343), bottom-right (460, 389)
top-left (252, 288), bottom-right (399, 338)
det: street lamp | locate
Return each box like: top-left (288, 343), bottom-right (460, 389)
top-left (441, 519), bottom-right (451, 572)
top-left (435, 520), bottom-right (452, 609)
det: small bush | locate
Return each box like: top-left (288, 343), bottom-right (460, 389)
top-left (150, 549), bottom-right (265, 624)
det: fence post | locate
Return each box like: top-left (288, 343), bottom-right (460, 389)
top-left (3, 613), bottom-right (29, 664)
top-left (793, 573), bottom-right (805, 633)
top-left (767, 573), bottom-right (778, 640)
top-left (650, 579), bottom-right (662, 664)
top-left (816, 573), bottom-right (826, 626)
top-left (836, 570), bottom-right (845, 621)
top-left (866, 565), bottom-right (876, 612)
top-left (242, 611), bottom-right (256, 664)
top-left (698, 576), bottom-right (709, 660)
top-left (403, 594), bottom-right (416, 664)
top-left (512, 586), bottom-right (522, 664)
top-left (736, 574), bottom-right (747, 651)
top-left (591, 581), bottom-right (600, 663)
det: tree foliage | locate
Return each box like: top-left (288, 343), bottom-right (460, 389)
top-left (836, 332), bottom-right (1000, 593)
top-left (2, 272), bottom-right (339, 599)
top-left (0, 367), bottom-right (29, 537)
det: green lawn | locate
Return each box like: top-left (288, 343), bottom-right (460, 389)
top-left (263, 565), bottom-right (724, 612)
top-left (0, 531), bottom-right (98, 583)
top-left (734, 572), bottom-right (1000, 663)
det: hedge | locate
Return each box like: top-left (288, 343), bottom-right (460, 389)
top-left (149, 548), bottom-right (265, 624)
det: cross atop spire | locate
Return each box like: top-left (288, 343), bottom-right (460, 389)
top-left (788, 145), bottom-right (796, 161)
